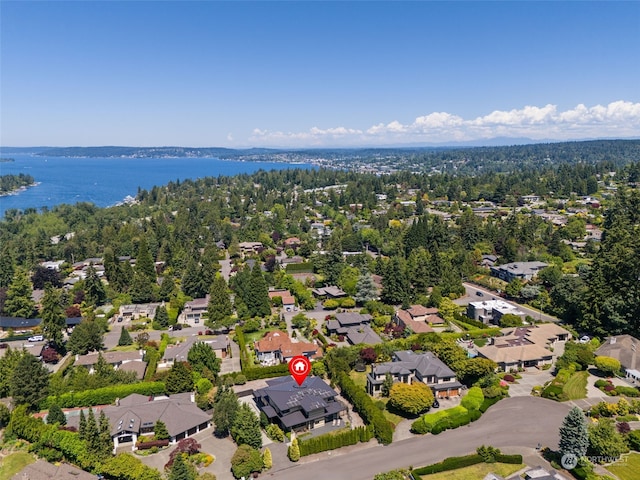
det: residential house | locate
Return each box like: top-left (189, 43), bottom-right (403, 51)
top-left (394, 305), bottom-right (442, 334)
top-left (268, 289), bottom-right (296, 311)
top-left (326, 312), bottom-right (382, 345)
top-left (101, 393), bottom-right (210, 452)
top-left (159, 336), bottom-right (229, 369)
top-left (40, 260), bottom-right (65, 271)
top-left (476, 323), bottom-right (571, 371)
top-left (367, 350), bottom-right (462, 398)
top-left (481, 254), bottom-right (498, 268)
top-left (118, 303), bottom-right (161, 321)
top-left (490, 261), bottom-right (548, 282)
top-left (467, 299), bottom-right (527, 325)
top-left (11, 460), bottom-right (96, 480)
top-left (254, 330), bottom-right (320, 366)
top-left (238, 241), bottom-right (264, 257)
top-left (283, 237), bottom-right (301, 249)
top-left (595, 335), bottom-right (640, 383)
top-left (75, 350), bottom-right (147, 379)
top-left (312, 285), bottom-right (347, 299)
top-left (253, 376), bottom-right (347, 433)
top-left (180, 295), bottom-right (209, 326)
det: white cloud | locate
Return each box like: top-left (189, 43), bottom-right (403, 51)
top-left (249, 101), bottom-right (640, 147)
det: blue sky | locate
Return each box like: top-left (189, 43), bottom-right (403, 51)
top-left (1, 1), bottom-right (639, 148)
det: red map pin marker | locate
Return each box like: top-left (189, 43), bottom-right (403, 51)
top-left (289, 355), bottom-right (311, 386)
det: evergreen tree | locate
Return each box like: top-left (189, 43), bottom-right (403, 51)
top-left (231, 403), bottom-right (263, 449)
top-left (98, 410), bottom-right (113, 457)
top-left (67, 320), bottom-right (104, 355)
top-left (262, 447), bottom-right (273, 470)
top-left (85, 408), bottom-right (100, 454)
top-left (130, 270), bottom-right (154, 303)
top-left (287, 437), bottom-right (300, 462)
top-left (168, 453), bottom-right (196, 480)
top-left (181, 259), bottom-right (203, 299)
top-left (154, 420), bottom-right (169, 440)
top-left (207, 275), bottom-right (233, 327)
top-left (0, 347), bottom-right (25, 397)
top-left (381, 256), bottom-right (410, 305)
top-left (103, 247), bottom-right (127, 293)
top-left (558, 407), bottom-right (589, 459)
top-left (10, 353), bottom-right (49, 410)
top-left (40, 283), bottom-right (66, 349)
top-left (212, 385), bottom-right (239, 437)
top-left (118, 326), bottom-right (133, 346)
top-left (354, 271), bottom-right (378, 305)
top-left (165, 361), bottom-right (194, 394)
top-left (78, 409), bottom-right (87, 439)
top-left (153, 305), bottom-right (170, 329)
top-left (0, 246), bottom-right (15, 289)
top-left (135, 237), bottom-right (157, 282)
top-left (47, 402), bottom-right (66, 425)
top-left (4, 268), bottom-right (35, 318)
top-left (158, 275), bottom-right (175, 301)
top-left (381, 373), bottom-right (394, 398)
top-left (246, 264), bottom-right (271, 317)
top-left (187, 341), bottom-right (221, 378)
top-left (84, 265), bottom-right (107, 306)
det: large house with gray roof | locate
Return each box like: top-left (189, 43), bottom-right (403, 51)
top-left (367, 350), bottom-right (462, 398)
top-left (325, 312), bottom-right (381, 345)
top-left (490, 261), bottom-right (548, 282)
top-left (100, 393), bottom-right (210, 452)
top-left (253, 376), bottom-right (346, 433)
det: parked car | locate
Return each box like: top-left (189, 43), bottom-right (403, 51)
top-left (476, 291), bottom-right (484, 297)
top-left (432, 399), bottom-right (440, 408)
top-left (28, 335), bottom-right (44, 342)
top-left (0, 342), bottom-right (8, 349)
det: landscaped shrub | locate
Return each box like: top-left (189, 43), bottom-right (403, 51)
top-left (595, 379), bottom-right (610, 389)
top-left (503, 374), bottom-right (515, 383)
top-left (339, 298), bottom-right (356, 309)
top-left (323, 299), bottom-right (340, 310)
top-left (265, 424), bottom-right (285, 442)
top-left (461, 387), bottom-right (484, 411)
top-left (479, 396), bottom-right (502, 413)
top-left (412, 452), bottom-right (523, 476)
top-left (615, 386), bottom-right (640, 397)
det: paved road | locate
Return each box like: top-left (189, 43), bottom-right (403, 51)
top-left (264, 397), bottom-right (571, 480)
top-left (460, 282), bottom-right (560, 324)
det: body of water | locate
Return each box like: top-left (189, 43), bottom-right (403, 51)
top-left (0, 155), bottom-right (313, 218)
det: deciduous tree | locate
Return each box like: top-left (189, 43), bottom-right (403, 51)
top-left (388, 382), bottom-right (434, 415)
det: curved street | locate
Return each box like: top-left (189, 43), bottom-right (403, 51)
top-left (264, 397), bottom-right (571, 480)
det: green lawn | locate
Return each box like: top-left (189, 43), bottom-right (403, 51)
top-left (0, 452), bottom-right (36, 480)
top-left (349, 370), bottom-right (368, 389)
top-left (606, 452), bottom-right (640, 480)
top-left (419, 462), bottom-right (524, 480)
top-left (563, 371), bottom-right (588, 400)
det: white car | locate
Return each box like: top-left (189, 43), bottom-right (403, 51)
top-left (28, 335), bottom-right (44, 342)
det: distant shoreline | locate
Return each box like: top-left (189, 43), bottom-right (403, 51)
top-left (0, 182), bottom-right (40, 197)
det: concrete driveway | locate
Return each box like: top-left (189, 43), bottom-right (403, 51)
top-left (508, 369), bottom-right (554, 397)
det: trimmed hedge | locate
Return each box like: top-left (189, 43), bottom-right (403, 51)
top-left (136, 439), bottom-right (170, 450)
top-left (41, 382), bottom-right (166, 409)
top-left (243, 363), bottom-right (290, 381)
top-left (413, 453), bottom-right (523, 476)
top-left (479, 396), bottom-right (502, 413)
top-left (337, 372), bottom-right (393, 445)
top-left (298, 426), bottom-right (373, 456)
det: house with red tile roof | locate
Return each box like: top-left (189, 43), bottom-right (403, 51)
top-left (254, 330), bottom-right (320, 366)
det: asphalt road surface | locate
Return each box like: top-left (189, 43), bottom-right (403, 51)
top-left (265, 397), bottom-right (571, 480)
